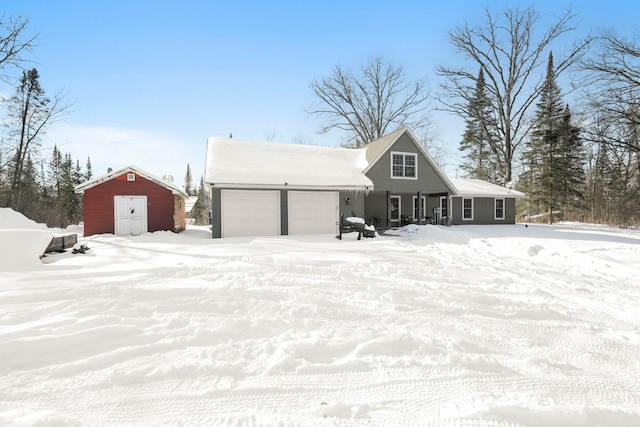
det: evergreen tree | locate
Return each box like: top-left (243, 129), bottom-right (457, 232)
top-left (18, 153), bottom-right (43, 222)
top-left (85, 156), bottom-right (93, 181)
top-left (556, 105), bottom-right (586, 220)
top-left (184, 163), bottom-right (193, 196)
top-left (522, 52), bottom-right (584, 224)
top-left (5, 68), bottom-right (66, 211)
top-left (191, 176), bottom-right (211, 226)
top-left (459, 68), bottom-right (500, 182)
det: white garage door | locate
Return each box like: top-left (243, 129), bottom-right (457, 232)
top-left (221, 190), bottom-right (280, 238)
top-left (114, 196), bottom-right (148, 236)
top-left (288, 191), bottom-right (339, 235)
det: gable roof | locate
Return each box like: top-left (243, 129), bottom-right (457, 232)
top-left (74, 165), bottom-right (188, 197)
top-left (450, 178), bottom-right (525, 198)
top-left (362, 127), bottom-right (457, 194)
top-left (205, 137), bottom-right (374, 190)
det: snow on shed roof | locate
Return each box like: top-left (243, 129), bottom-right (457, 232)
top-left (74, 165), bottom-right (188, 196)
top-left (450, 178), bottom-right (525, 198)
top-left (205, 138), bottom-right (374, 190)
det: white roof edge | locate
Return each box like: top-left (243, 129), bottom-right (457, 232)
top-left (210, 183), bottom-right (374, 191)
top-left (452, 192), bottom-right (525, 198)
top-left (74, 165), bottom-right (188, 197)
top-left (449, 177), bottom-right (526, 198)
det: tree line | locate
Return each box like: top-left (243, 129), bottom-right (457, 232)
top-left (310, 6), bottom-right (640, 227)
top-left (3, 6), bottom-right (639, 229)
top-left (0, 16), bottom-right (78, 227)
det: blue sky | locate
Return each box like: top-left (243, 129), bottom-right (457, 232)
top-left (2, 1), bottom-right (638, 185)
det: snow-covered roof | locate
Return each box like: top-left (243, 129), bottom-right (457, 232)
top-left (205, 138), bottom-right (374, 190)
top-left (450, 178), bottom-right (525, 198)
top-left (74, 165), bottom-right (188, 197)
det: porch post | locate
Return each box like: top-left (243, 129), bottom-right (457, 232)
top-left (417, 191), bottom-right (423, 225)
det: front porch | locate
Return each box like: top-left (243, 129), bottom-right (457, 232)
top-left (365, 190), bottom-right (452, 231)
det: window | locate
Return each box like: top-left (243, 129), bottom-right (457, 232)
top-left (463, 198), bottom-right (473, 220)
top-left (390, 196), bottom-right (401, 222)
top-left (495, 198), bottom-right (505, 220)
top-left (178, 199), bottom-right (184, 210)
top-left (391, 152), bottom-right (417, 179)
top-left (413, 196), bottom-right (426, 220)
top-left (440, 196), bottom-right (448, 219)
top-left (127, 173), bottom-right (136, 181)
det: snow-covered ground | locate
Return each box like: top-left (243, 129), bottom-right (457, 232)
top-left (1, 210), bottom-right (640, 426)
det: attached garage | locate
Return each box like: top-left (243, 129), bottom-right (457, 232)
top-left (221, 190), bottom-right (280, 238)
top-left (205, 137), bottom-right (374, 239)
top-left (288, 191), bottom-right (339, 235)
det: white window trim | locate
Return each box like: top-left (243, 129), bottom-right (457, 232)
top-left (495, 198), bottom-right (505, 220)
top-left (412, 195), bottom-right (426, 220)
top-left (390, 151), bottom-right (418, 180)
top-left (127, 173), bottom-right (136, 181)
top-left (462, 197), bottom-right (474, 221)
top-left (390, 195), bottom-right (401, 222)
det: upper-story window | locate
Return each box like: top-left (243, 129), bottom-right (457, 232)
top-left (391, 152), bottom-right (417, 179)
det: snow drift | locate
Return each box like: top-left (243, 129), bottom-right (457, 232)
top-left (1, 211), bottom-right (639, 426)
top-left (0, 208), bottom-right (53, 272)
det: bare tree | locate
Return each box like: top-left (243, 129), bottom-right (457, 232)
top-left (0, 14), bottom-right (36, 82)
top-left (5, 68), bottom-right (69, 210)
top-left (308, 57), bottom-right (431, 148)
top-left (580, 29), bottom-right (640, 154)
top-left (436, 6), bottom-right (591, 184)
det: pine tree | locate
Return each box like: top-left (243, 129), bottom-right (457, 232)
top-left (85, 156), bottom-right (93, 180)
top-left (184, 163), bottom-right (193, 196)
top-left (556, 105), bottom-right (586, 220)
top-left (522, 52), bottom-right (584, 224)
top-left (459, 69), bottom-right (500, 182)
top-left (18, 154), bottom-right (43, 222)
top-left (191, 176), bottom-right (211, 225)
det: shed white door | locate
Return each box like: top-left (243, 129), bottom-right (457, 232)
top-left (221, 190), bottom-right (280, 238)
top-left (114, 196), bottom-right (148, 236)
top-left (288, 191), bottom-right (339, 235)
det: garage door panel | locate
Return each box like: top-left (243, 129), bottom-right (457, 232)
top-left (288, 191), bottom-right (339, 235)
top-left (221, 190), bottom-right (280, 238)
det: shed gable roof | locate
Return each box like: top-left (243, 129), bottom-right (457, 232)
top-left (74, 165), bottom-right (188, 197)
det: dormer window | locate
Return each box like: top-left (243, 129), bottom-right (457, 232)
top-left (391, 152), bottom-right (417, 179)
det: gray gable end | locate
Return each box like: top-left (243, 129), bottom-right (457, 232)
top-left (363, 130), bottom-right (454, 194)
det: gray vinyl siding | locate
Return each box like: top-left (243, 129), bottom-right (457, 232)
top-left (340, 189), bottom-right (366, 220)
top-left (451, 196), bottom-right (517, 225)
top-left (364, 191), bottom-right (389, 227)
top-left (211, 187), bottom-right (222, 238)
top-left (364, 133), bottom-right (452, 194)
top-left (363, 133), bottom-right (453, 227)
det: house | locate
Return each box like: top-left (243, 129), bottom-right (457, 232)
top-left (204, 127), bottom-right (524, 238)
top-left (75, 165), bottom-right (188, 237)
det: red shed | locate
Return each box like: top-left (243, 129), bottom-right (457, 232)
top-left (75, 165), bottom-right (188, 237)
